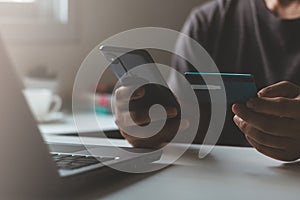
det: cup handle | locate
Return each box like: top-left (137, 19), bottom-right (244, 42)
top-left (49, 95), bottom-right (62, 114)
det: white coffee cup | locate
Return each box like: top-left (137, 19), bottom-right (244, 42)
top-left (23, 89), bottom-right (62, 122)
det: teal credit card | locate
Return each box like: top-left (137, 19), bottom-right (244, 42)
top-left (185, 72), bottom-right (257, 104)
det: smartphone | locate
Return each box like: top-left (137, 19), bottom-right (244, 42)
top-left (99, 45), bottom-right (180, 113)
top-left (185, 72), bottom-right (257, 104)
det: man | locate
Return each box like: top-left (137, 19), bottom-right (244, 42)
top-left (114, 0), bottom-right (300, 161)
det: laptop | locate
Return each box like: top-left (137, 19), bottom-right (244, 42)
top-left (0, 36), bottom-right (162, 199)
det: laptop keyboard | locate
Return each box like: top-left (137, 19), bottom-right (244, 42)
top-left (51, 153), bottom-right (116, 170)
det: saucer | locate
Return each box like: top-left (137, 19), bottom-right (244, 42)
top-left (39, 112), bottom-right (64, 123)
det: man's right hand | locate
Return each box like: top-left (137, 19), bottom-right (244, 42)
top-left (114, 85), bottom-right (188, 148)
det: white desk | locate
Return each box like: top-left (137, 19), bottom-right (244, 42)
top-left (39, 113), bottom-right (118, 135)
top-left (44, 135), bottom-right (300, 200)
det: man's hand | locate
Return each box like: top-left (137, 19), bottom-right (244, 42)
top-left (232, 81), bottom-right (300, 162)
top-left (114, 85), bottom-right (188, 148)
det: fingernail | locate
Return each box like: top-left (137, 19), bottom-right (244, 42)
top-left (258, 89), bottom-right (268, 97)
top-left (232, 104), bottom-right (238, 110)
top-left (233, 115), bottom-right (243, 125)
top-left (232, 104), bottom-right (243, 114)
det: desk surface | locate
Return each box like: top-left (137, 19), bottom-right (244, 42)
top-left (39, 113), bottom-right (118, 135)
top-left (44, 136), bottom-right (300, 200)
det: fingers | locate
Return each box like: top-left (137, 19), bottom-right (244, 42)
top-left (246, 97), bottom-right (300, 119)
top-left (115, 86), bottom-right (145, 101)
top-left (114, 86), bottom-right (146, 112)
top-left (245, 136), bottom-right (297, 162)
top-left (258, 81), bottom-right (300, 98)
top-left (232, 104), bottom-right (296, 137)
top-left (233, 114), bottom-right (300, 161)
top-left (120, 119), bottom-right (189, 148)
top-left (233, 115), bottom-right (289, 150)
top-left (116, 106), bottom-right (178, 127)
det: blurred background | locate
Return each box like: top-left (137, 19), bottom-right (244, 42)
top-left (0, 0), bottom-right (208, 110)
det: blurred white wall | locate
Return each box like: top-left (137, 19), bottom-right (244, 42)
top-left (4, 0), bottom-right (208, 105)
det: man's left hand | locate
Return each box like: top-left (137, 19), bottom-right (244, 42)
top-left (232, 81), bottom-right (300, 162)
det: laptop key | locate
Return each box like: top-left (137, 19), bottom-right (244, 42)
top-left (51, 153), bottom-right (115, 170)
